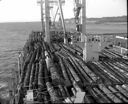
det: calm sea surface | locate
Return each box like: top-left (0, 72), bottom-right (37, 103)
top-left (0, 22), bottom-right (42, 99)
top-left (0, 22), bottom-right (127, 99)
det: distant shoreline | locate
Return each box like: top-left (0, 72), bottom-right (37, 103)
top-left (0, 21), bottom-right (41, 24)
top-left (0, 15), bottom-right (127, 24)
top-left (0, 21), bottom-right (127, 25)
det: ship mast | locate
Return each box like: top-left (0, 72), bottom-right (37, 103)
top-left (74, 0), bottom-right (86, 42)
top-left (81, 0), bottom-right (86, 42)
top-left (40, 0), bottom-right (44, 32)
top-left (38, 0), bottom-right (86, 43)
top-left (57, 0), bottom-right (67, 44)
top-left (44, 0), bottom-right (50, 43)
top-left (38, 0), bottom-right (66, 43)
top-left (37, 0), bottom-right (44, 34)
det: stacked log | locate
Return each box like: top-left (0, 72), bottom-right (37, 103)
top-left (17, 31), bottom-right (128, 104)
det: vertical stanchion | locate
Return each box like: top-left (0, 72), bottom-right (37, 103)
top-left (40, 0), bottom-right (44, 32)
top-left (81, 0), bottom-right (86, 42)
top-left (44, 0), bottom-right (50, 43)
top-left (58, 0), bottom-right (67, 44)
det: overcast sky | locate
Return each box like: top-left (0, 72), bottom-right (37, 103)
top-left (0, 0), bottom-right (127, 22)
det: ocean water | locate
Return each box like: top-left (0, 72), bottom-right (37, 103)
top-left (0, 22), bottom-right (42, 99)
top-left (0, 22), bottom-right (127, 99)
top-left (0, 29), bottom-right (27, 99)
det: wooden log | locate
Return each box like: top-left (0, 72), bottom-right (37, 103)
top-left (29, 64), bottom-right (36, 89)
top-left (46, 82), bottom-right (62, 103)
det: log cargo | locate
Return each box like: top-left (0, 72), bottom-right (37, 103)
top-left (17, 31), bottom-right (128, 103)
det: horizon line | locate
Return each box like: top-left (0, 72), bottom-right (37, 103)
top-left (0, 15), bottom-right (127, 23)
